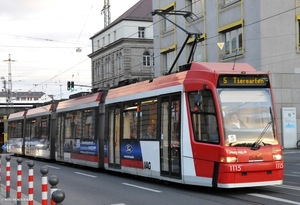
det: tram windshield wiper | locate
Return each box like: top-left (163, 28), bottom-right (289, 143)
top-left (229, 142), bottom-right (253, 147)
top-left (251, 121), bottom-right (272, 150)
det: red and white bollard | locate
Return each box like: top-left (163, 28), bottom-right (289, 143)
top-left (27, 161), bottom-right (35, 205)
top-left (16, 158), bottom-right (23, 205)
top-left (5, 155), bottom-right (11, 198)
top-left (49, 175), bottom-right (59, 205)
top-left (40, 166), bottom-right (49, 205)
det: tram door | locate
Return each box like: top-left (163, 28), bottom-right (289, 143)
top-left (160, 94), bottom-right (181, 178)
top-left (108, 107), bottom-right (121, 169)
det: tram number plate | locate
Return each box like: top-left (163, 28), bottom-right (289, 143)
top-left (229, 165), bottom-right (242, 172)
top-left (275, 163), bottom-right (284, 169)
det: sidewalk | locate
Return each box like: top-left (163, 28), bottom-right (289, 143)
top-left (0, 153), bottom-right (41, 205)
top-left (0, 184), bottom-right (41, 205)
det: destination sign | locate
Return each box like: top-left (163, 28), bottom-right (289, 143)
top-left (218, 75), bottom-right (269, 87)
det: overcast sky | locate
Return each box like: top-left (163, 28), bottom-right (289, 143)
top-left (0, 0), bottom-right (140, 100)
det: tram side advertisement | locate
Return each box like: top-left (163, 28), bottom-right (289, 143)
top-left (64, 138), bottom-right (97, 155)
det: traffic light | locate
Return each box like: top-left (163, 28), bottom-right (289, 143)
top-left (70, 81), bottom-right (74, 91)
top-left (67, 81), bottom-right (70, 90)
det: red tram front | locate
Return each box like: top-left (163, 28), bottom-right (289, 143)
top-left (104, 62), bottom-right (283, 188)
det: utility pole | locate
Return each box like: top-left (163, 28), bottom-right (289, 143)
top-left (3, 54), bottom-right (15, 106)
top-left (101, 0), bottom-right (111, 27)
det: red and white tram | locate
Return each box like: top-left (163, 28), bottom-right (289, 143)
top-left (104, 62), bottom-right (284, 188)
top-left (7, 61), bottom-right (284, 188)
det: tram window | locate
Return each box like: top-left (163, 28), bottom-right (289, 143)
top-left (63, 113), bottom-right (70, 139)
top-left (84, 110), bottom-right (94, 139)
top-left (74, 111), bottom-right (82, 139)
top-left (123, 102), bottom-right (139, 140)
top-left (8, 121), bottom-right (22, 139)
top-left (140, 98), bottom-right (157, 140)
top-left (188, 91), bottom-right (219, 143)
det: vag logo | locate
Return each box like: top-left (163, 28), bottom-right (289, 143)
top-left (125, 144), bottom-right (133, 154)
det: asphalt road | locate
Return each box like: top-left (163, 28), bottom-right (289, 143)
top-left (1, 148), bottom-right (299, 205)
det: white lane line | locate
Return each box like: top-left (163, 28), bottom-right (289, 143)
top-left (122, 183), bottom-right (162, 193)
top-left (284, 174), bottom-right (300, 178)
top-left (46, 165), bottom-right (60, 169)
top-left (74, 172), bottom-right (97, 178)
top-left (274, 184), bottom-right (300, 191)
top-left (283, 152), bottom-right (300, 154)
top-left (248, 193), bottom-right (300, 205)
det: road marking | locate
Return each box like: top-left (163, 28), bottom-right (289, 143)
top-left (122, 183), bottom-right (162, 193)
top-left (274, 184), bottom-right (300, 191)
top-left (284, 174), bottom-right (300, 178)
top-left (46, 165), bottom-right (60, 169)
top-left (111, 204), bottom-right (125, 205)
top-left (283, 151), bottom-right (300, 154)
top-left (248, 193), bottom-right (300, 205)
top-left (74, 172), bottom-right (97, 178)
top-left (292, 172), bottom-right (300, 174)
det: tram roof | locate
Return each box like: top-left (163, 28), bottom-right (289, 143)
top-left (8, 110), bottom-right (26, 121)
top-left (26, 104), bottom-right (54, 118)
top-left (56, 92), bottom-right (102, 113)
top-left (191, 62), bottom-right (258, 73)
top-left (106, 62), bottom-right (262, 102)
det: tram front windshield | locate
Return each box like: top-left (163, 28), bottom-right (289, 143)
top-left (218, 88), bottom-right (279, 147)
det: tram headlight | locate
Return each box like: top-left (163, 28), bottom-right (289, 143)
top-left (220, 156), bottom-right (237, 163)
top-left (273, 154), bottom-right (282, 161)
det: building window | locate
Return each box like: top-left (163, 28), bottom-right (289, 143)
top-left (138, 27), bottom-right (145, 38)
top-left (152, 54), bottom-right (155, 67)
top-left (219, 0), bottom-right (241, 8)
top-left (143, 51), bottom-right (151, 67)
top-left (161, 3), bottom-right (175, 33)
top-left (298, 19), bottom-right (300, 52)
top-left (187, 0), bottom-right (203, 17)
top-left (188, 43), bottom-right (204, 62)
top-left (163, 50), bottom-right (175, 72)
top-left (219, 25), bottom-right (243, 60)
top-left (105, 57), bottom-right (111, 77)
top-left (116, 52), bottom-right (123, 69)
top-left (225, 28), bottom-right (242, 54)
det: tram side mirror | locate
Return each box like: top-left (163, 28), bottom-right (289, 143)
top-left (194, 91), bottom-right (203, 111)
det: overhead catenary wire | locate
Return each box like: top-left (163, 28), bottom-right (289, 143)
top-left (2, 0), bottom-right (300, 95)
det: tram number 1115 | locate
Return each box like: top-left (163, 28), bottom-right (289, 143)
top-left (229, 165), bottom-right (242, 172)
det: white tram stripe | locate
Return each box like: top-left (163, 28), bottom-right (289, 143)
top-left (122, 183), bottom-right (162, 193)
top-left (248, 193), bottom-right (300, 205)
top-left (74, 172), bottom-right (97, 178)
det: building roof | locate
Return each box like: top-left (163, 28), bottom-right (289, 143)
top-left (0, 91), bottom-right (45, 98)
top-left (91, 0), bottom-right (153, 39)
